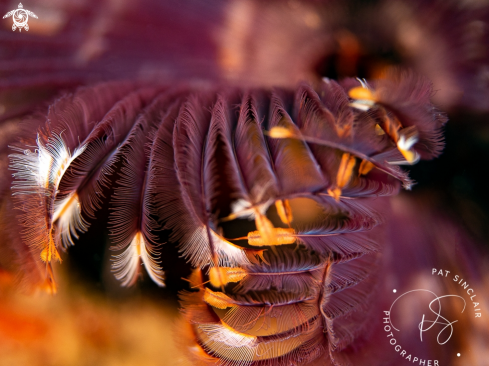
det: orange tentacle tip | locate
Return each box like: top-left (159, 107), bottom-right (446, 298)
top-left (327, 187), bottom-right (342, 201)
top-left (275, 200), bottom-right (293, 225)
top-left (203, 288), bottom-right (234, 309)
top-left (40, 239), bottom-right (61, 263)
top-left (209, 267), bottom-right (247, 288)
top-left (398, 146), bottom-right (419, 164)
top-left (336, 153), bottom-right (356, 188)
top-left (247, 228), bottom-right (296, 247)
top-left (328, 152), bottom-right (356, 200)
top-left (268, 126), bottom-right (294, 139)
top-left (359, 160), bottom-right (375, 176)
top-left (348, 86), bottom-right (376, 101)
top-left (348, 86), bottom-right (377, 111)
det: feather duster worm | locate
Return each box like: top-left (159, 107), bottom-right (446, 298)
top-left (3, 73), bottom-right (445, 364)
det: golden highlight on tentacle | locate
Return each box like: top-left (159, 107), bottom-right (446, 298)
top-left (247, 228), bottom-right (297, 247)
top-left (209, 267), bottom-right (247, 288)
top-left (275, 199), bottom-right (293, 225)
top-left (327, 153), bottom-right (356, 201)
